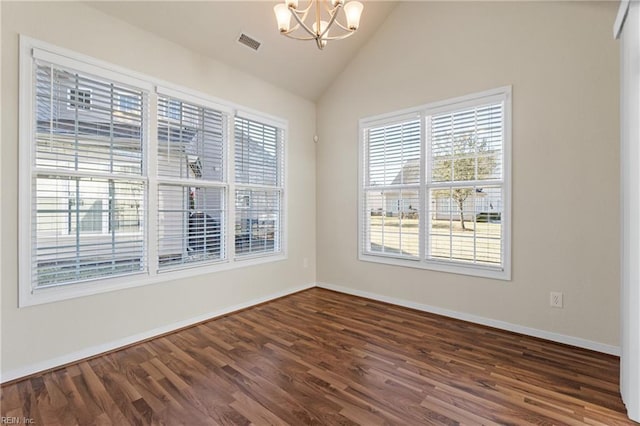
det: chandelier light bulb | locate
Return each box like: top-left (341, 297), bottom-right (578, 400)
top-left (274, 3), bottom-right (291, 32)
top-left (344, 1), bottom-right (363, 30)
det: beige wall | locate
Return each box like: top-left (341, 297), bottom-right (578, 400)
top-left (1, 2), bottom-right (316, 376)
top-left (317, 2), bottom-right (620, 347)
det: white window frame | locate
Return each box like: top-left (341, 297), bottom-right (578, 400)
top-left (233, 111), bottom-right (287, 260)
top-left (18, 36), bottom-right (287, 307)
top-left (358, 87), bottom-right (512, 280)
top-left (155, 86), bottom-right (232, 272)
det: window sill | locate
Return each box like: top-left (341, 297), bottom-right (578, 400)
top-left (19, 253), bottom-right (287, 307)
top-left (358, 252), bottom-right (511, 281)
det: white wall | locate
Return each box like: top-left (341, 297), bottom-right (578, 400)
top-left (618, 0), bottom-right (640, 420)
top-left (317, 2), bottom-right (620, 350)
top-left (0, 2), bottom-right (316, 380)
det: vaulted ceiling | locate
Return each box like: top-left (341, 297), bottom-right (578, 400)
top-left (88, 1), bottom-right (398, 101)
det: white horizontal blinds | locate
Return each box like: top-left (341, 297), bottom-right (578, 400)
top-left (363, 118), bottom-right (421, 259)
top-left (157, 94), bottom-right (227, 270)
top-left (34, 177), bottom-right (145, 287)
top-left (35, 62), bottom-right (144, 175)
top-left (234, 117), bottom-right (284, 257)
top-left (235, 190), bottom-right (281, 255)
top-left (431, 103), bottom-right (503, 183)
top-left (32, 61), bottom-right (146, 288)
top-left (234, 117), bottom-right (282, 186)
top-left (428, 187), bottom-right (502, 265)
top-left (367, 118), bottom-right (421, 186)
top-left (157, 96), bottom-right (225, 181)
top-left (364, 190), bottom-right (420, 258)
top-left (157, 185), bottom-right (225, 269)
top-left (427, 101), bottom-right (504, 266)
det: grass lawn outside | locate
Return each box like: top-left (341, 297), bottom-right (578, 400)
top-left (367, 216), bottom-right (501, 265)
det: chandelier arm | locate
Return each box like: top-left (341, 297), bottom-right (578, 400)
top-left (279, 20), bottom-right (302, 35)
top-left (288, 6), bottom-right (319, 39)
top-left (318, 3), bottom-right (342, 39)
top-left (322, 31), bottom-right (357, 41)
top-left (322, 1), bottom-right (340, 14)
top-left (331, 19), bottom-right (353, 32)
top-left (296, 1), bottom-right (314, 14)
top-left (279, 1), bottom-right (313, 36)
top-left (282, 32), bottom-right (317, 41)
top-left (315, 0), bottom-right (320, 37)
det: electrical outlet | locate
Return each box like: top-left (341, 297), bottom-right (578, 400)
top-left (303, 257), bottom-right (309, 268)
top-left (550, 292), bottom-right (563, 308)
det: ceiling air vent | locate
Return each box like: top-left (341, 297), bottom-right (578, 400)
top-left (238, 33), bottom-right (261, 51)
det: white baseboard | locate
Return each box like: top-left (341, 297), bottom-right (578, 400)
top-left (0, 282), bottom-right (315, 384)
top-left (316, 282), bottom-right (621, 356)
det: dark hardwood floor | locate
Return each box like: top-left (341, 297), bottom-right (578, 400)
top-left (1, 288), bottom-right (635, 425)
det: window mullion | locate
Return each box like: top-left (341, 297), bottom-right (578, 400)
top-left (235, 182), bottom-right (282, 191)
top-left (157, 177), bottom-right (227, 188)
top-left (420, 111), bottom-right (428, 260)
top-left (361, 127), bottom-right (369, 257)
top-left (227, 115), bottom-right (236, 262)
top-left (33, 168), bottom-right (146, 182)
top-left (148, 91), bottom-right (159, 277)
top-left (428, 179), bottom-right (504, 189)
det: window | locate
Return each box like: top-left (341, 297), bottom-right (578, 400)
top-left (364, 116), bottom-right (421, 258)
top-left (30, 55), bottom-right (147, 289)
top-left (360, 87), bottom-right (511, 279)
top-left (157, 93), bottom-right (227, 270)
top-left (19, 37), bottom-right (287, 306)
top-left (234, 116), bottom-right (285, 257)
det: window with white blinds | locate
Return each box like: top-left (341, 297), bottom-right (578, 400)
top-left (363, 117), bottom-right (421, 258)
top-left (157, 94), bottom-right (227, 270)
top-left (234, 117), bottom-right (284, 257)
top-left (19, 37), bottom-right (288, 306)
top-left (31, 60), bottom-right (147, 289)
top-left (359, 87), bottom-right (511, 280)
top-left (428, 103), bottom-right (504, 267)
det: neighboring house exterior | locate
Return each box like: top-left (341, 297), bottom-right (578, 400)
top-left (35, 69), bottom-right (145, 271)
top-left (377, 160), bottom-right (501, 221)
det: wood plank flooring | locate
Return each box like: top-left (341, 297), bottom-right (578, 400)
top-left (1, 288), bottom-right (635, 425)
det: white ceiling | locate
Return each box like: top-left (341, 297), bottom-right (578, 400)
top-left (88, 1), bottom-right (398, 101)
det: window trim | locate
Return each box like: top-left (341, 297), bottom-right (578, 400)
top-left (358, 87), bottom-right (512, 280)
top-left (155, 87), bottom-right (233, 272)
top-left (233, 113), bottom-right (287, 260)
top-left (233, 110), bottom-right (288, 262)
top-left (18, 36), bottom-right (288, 307)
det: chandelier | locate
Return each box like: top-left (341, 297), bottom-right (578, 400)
top-left (273, 0), bottom-right (364, 50)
